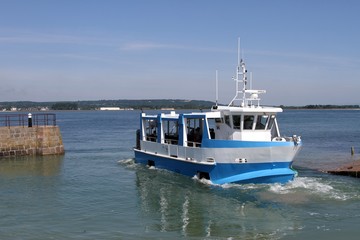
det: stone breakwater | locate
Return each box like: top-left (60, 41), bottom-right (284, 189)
top-left (0, 126), bottom-right (64, 157)
top-left (326, 160), bottom-right (360, 178)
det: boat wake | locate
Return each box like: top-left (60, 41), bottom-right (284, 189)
top-left (120, 159), bottom-right (356, 202)
top-left (117, 158), bottom-right (135, 166)
top-left (269, 177), bottom-right (333, 194)
top-left (262, 177), bottom-right (358, 203)
top-left (268, 177), bottom-right (355, 201)
top-left (194, 176), bottom-right (358, 203)
top-left (192, 175), bottom-right (215, 186)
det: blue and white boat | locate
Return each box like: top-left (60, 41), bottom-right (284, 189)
top-left (134, 41), bottom-right (302, 184)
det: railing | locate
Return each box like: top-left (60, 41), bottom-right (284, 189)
top-left (0, 113), bottom-right (56, 127)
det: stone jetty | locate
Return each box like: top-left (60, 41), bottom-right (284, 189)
top-left (325, 147), bottom-right (360, 178)
top-left (326, 160), bottom-right (360, 178)
top-left (0, 113), bottom-right (64, 157)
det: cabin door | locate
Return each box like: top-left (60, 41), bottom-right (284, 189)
top-left (168, 145), bottom-right (179, 158)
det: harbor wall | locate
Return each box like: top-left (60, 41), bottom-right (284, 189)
top-left (0, 126), bottom-right (64, 157)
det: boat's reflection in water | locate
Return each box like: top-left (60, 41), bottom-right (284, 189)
top-left (135, 165), bottom-right (300, 238)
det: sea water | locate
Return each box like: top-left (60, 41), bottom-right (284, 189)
top-left (1, 110), bottom-right (360, 239)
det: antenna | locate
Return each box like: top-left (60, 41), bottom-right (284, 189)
top-left (250, 72), bottom-right (252, 90)
top-left (215, 70), bottom-right (218, 106)
top-left (237, 37), bottom-right (241, 66)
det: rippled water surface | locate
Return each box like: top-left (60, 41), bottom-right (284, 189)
top-left (1, 110), bottom-right (360, 239)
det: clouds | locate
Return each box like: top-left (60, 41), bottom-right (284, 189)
top-left (1, 30), bottom-right (359, 105)
top-left (0, 33), bottom-right (82, 45)
top-left (0, 1), bottom-right (360, 105)
top-left (0, 29), bottom-right (118, 47)
top-left (119, 42), bottom-right (183, 51)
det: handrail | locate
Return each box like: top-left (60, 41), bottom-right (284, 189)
top-left (0, 113), bottom-right (56, 127)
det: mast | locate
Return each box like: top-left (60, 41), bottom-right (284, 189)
top-left (228, 38), bottom-right (266, 108)
top-left (228, 37), bottom-right (247, 107)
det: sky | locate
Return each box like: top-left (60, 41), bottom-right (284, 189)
top-left (0, 0), bottom-right (360, 106)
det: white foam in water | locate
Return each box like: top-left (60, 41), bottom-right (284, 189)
top-left (192, 175), bottom-right (217, 186)
top-left (269, 177), bottom-right (349, 200)
top-left (221, 182), bottom-right (260, 190)
top-left (207, 176), bottom-right (353, 202)
top-left (269, 177), bottom-right (334, 194)
top-left (272, 177), bottom-right (332, 194)
top-left (117, 158), bottom-right (139, 170)
top-left (117, 158), bottom-right (135, 165)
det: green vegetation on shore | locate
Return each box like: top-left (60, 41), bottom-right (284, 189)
top-left (0, 99), bottom-right (215, 111)
top-left (0, 100), bottom-right (358, 111)
top-left (280, 104), bottom-right (360, 109)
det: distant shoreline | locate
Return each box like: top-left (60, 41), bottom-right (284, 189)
top-left (0, 100), bottom-right (359, 111)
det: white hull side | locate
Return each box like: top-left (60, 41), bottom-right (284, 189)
top-left (140, 140), bottom-right (301, 164)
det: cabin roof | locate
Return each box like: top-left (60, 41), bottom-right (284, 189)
top-left (214, 105), bottom-right (283, 113)
top-left (141, 105), bottom-right (282, 120)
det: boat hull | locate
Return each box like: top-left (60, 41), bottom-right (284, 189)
top-left (134, 149), bottom-right (296, 184)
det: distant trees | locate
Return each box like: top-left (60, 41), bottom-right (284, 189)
top-left (303, 104), bottom-right (360, 109)
top-left (51, 102), bottom-right (78, 110)
top-left (1, 100), bottom-right (359, 111)
top-left (280, 104), bottom-right (360, 109)
top-left (0, 100), bottom-right (215, 111)
top-left (75, 99), bottom-right (215, 110)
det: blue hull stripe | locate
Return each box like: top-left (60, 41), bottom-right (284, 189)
top-left (134, 150), bottom-right (295, 184)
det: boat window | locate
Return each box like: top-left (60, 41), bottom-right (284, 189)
top-left (186, 118), bottom-right (203, 147)
top-left (255, 115), bottom-right (268, 130)
top-left (163, 120), bottom-right (178, 145)
top-left (144, 119), bottom-right (157, 142)
top-left (224, 115), bottom-right (231, 127)
top-left (267, 115), bottom-right (276, 130)
top-left (243, 115), bottom-right (254, 130)
top-left (207, 118), bottom-right (221, 139)
top-left (232, 115), bottom-right (241, 129)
